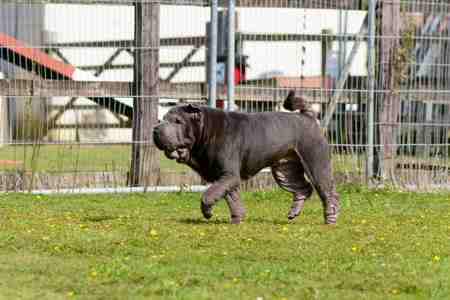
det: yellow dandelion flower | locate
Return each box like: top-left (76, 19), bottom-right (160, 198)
top-left (232, 278), bottom-right (239, 283)
top-left (433, 255), bottom-right (441, 262)
top-left (282, 226), bottom-right (289, 232)
top-left (67, 291), bottom-right (75, 297)
top-left (361, 219), bottom-right (367, 224)
top-left (149, 229), bottom-right (158, 236)
top-left (91, 271), bottom-right (97, 277)
top-left (351, 246), bottom-right (358, 252)
top-left (391, 289), bottom-right (399, 294)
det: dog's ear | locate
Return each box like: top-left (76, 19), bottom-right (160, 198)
top-left (184, 104), bottom-right (201, 114)
top-left (286, 90), bottom-right (296, 100)
top-left (184, 104), bottom-right (202, 121)
top-left (283, 90), bottom-right (296, 111)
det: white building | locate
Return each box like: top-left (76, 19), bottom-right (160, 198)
top-left (1, 4), bottom-right (368, 143)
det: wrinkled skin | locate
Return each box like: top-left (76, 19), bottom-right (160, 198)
top-left (152, 105), bottom-right (200, 164)
top-left (153, 104), bottom-right (340, 225)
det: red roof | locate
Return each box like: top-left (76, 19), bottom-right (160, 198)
top-left (241, 75), bottom-right (335, 89)
top-left (276, 76), bottom-right (334, 89)
top-left (0, 32), bottom-right (75, 78)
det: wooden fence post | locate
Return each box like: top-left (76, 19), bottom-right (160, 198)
top-left (130, 1), bottom-right (160, 187)
top-left (379, 0), bottom-right (401, 181)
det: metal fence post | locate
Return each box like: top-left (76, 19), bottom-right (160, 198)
top-left (366, 0), bottom-right (376, 182)
top-left (226, 0), bottom-right (235, 111)
top-left (208, 0), bottom-right (218, 108)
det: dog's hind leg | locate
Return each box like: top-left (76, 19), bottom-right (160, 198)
top-left (225, 187), bottom-right (246, 224)
top-left (294, 144), bottom-right (340, 224)
top-left (271, 154), bottom-right (314, 220)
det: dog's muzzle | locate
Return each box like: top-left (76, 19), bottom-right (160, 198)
top-left (153, 123), bottom-right (190, 163)
top-left (153, 123), bottom-right (169, 151)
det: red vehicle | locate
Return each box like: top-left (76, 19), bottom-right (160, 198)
top-left (216, 55), bottom-right (248, 110)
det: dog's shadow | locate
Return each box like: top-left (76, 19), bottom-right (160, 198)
top-left (178, 217), bottom-right (229, 225)
top-left (177, 217), bottom-right (292, 226)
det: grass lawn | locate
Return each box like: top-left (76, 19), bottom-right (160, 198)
top-left (0, 145), bottom-right (362, 175)
top-left (0, 186), bottom-right (449, 299)
top-left (1, 145), bottom-right (448, 179)
top-left (0, 145), bottom-right (189, 172)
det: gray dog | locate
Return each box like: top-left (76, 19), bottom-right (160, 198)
top-left (153, 103), bottom-right (340, 224)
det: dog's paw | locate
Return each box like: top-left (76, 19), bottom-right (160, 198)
top-left (230, 217), bottom-right (241, 224)
top-left (201, 201), bottom-right (213, 219)
top-left (287, 211), bottom-right (299, 220)
top-left (324, 215), bottom-right (338, 225)
top-left (230, 212), bottom-right (245, 224)
top-left (287, 200), bottom-right (305, 220)
top-left (324, 205), bottom-right (339, 224)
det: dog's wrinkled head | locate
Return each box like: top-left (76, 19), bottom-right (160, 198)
top-left (153, 104), bottom-right (203, 163)
top-left (283, 90), bottom-right (308, 112)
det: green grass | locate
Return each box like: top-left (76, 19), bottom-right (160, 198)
top-left (1, 145), bottom-right (447, 177)
top-left (0, 145), bottom-right (359, 175)
top-left (0, 186), bottom-right (449, 299)
top-left (0, 145), bottom-right (189, 172)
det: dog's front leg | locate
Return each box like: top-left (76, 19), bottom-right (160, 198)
top-left (225, 187), bottom-right (246, 224)
top-left (201, 175), bottom-right (240, 220)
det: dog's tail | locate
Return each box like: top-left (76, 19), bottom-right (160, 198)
top-left (283, 90), bottom-right (318, 119)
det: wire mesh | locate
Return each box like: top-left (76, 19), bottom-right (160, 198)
top-left (0, 0), bottom-right (449, 191)
top-left (373, 0), bottom-right (450, 189)
top-left (234, 2), bottom-right (369, 184)
top-left (233, 0), bottom-right (450, 190)
top-left (0, 1), bottom-right (135, 191)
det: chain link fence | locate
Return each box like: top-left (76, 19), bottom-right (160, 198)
top-left (0, 0), bottom-right (449, 192)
